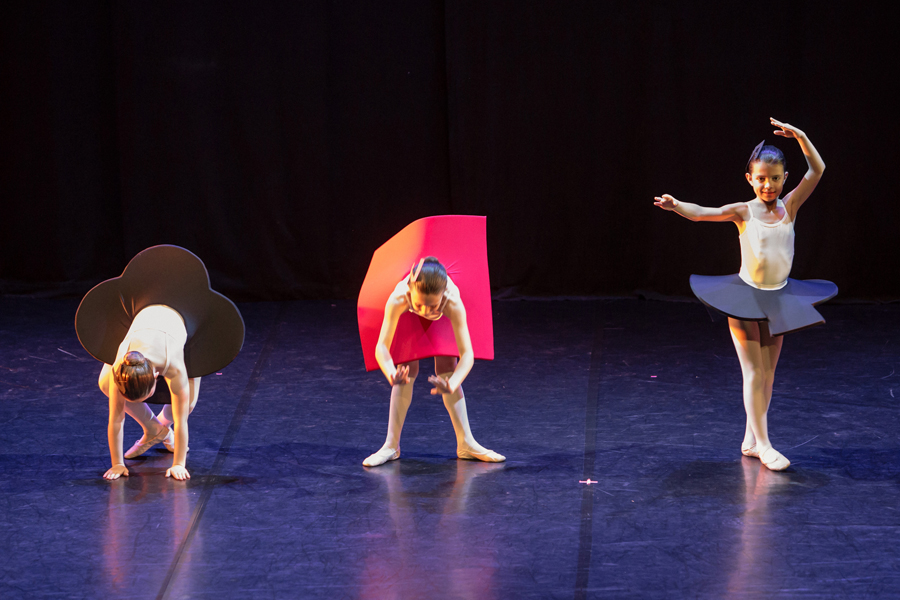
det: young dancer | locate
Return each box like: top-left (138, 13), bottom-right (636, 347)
top-left (98, 307), bottom-right (198, 480)
top-left (654, 118), bottom-right (836, 471)
top-left (76, 245), bottom-right (244, 481)
top-left (363, 256), bottom-right (505, 467)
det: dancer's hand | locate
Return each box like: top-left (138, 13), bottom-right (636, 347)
top-left (428, 374), bottom-right (452, 395)
top-left (654, 194), bottom-right (678, 210)
top-left (104, 464), bottom-right (129, 480)
top-left (771, 117), bottom-right (805, 140)
top-left (388, 364), bottom-right (410, 386)
top-left (166, 465), bottom-right (191, 480)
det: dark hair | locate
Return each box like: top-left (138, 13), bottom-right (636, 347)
top-left (412, 256), bottom-right (447, 296)
top-left (747, 145), bottom-right (786, 173)
top-left (114, 351), bottom-right (155, 400)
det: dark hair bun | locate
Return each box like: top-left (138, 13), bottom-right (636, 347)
top-left (414, 257), bottom-right (447, 295)
top-left (124, 351), bottom-right (146, 366)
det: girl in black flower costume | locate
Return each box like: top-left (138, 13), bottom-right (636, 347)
top-left (654, 118), bottom-right (835, 471)
top-left (76, 245), bottom-right (244, 481)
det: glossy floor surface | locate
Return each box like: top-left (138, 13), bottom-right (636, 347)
top-left (1, 297), bottom-right (898, 599)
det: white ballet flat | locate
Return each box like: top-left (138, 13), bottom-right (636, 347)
top-left (161, 428), bottom-right (188, 454)
top-left (363, 447), bottom-right (400, 467)
top-left (457, 447), bottom-right (506, 463)
top-left (759, 447), bottom-right (790, 471)
top-left (741, 443), bottom-right (759, 458)
top-left (124, 426), bottom-right (171, 459)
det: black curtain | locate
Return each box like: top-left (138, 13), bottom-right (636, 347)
top-left (2, 1), bottom-right (898, 300)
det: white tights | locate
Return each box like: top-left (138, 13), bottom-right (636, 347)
top-left (379, 359), bottom-right (488, 454)
top-left (98, 365), bottom-right (200, 438)
top-left (728, 318), bottom-right (784, 456)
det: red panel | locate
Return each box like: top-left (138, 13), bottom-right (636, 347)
top-left (357, 216), bottom-right (494, 371)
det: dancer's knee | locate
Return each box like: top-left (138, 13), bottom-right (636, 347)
top-left (742, 368), bottom-right (766, 390)
top-left (403, 361), bottom-right (420, 380)
top-left (437, 372), bottom-right (462, 402)
top-left (433, 356), bottom-right (457, 374)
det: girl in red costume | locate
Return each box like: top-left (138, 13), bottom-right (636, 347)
top-left (363, 257), bottom-right (505, 467)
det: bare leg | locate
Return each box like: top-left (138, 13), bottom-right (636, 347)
top-left (434, 356), bottom-right (504, 462)
top-left (728, 318), bottom-right (788, 470)
top-left (363, 361), bottom-right (419, 467)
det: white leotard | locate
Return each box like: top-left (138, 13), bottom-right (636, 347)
top-left (738, 202), bottom-right (795, 290)
top-left (115, 305), bottom-right (187, 376)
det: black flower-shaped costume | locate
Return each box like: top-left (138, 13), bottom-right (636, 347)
top-left (76, 245), bottom-right (244, 402)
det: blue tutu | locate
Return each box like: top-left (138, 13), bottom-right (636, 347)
top-left (690, 273), bottom-right (837, 336)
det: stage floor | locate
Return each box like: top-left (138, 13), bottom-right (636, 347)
top-left (1, 297), bottom-right (898, 599)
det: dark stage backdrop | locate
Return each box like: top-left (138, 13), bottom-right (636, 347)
top-left (2, 1), bottom-right (898, 301)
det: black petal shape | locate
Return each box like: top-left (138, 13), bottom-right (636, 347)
top-left (75, 245), bottom-right (244, 377)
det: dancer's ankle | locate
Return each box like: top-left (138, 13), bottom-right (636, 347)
top-left (459, 439), bottom-right (488, 454)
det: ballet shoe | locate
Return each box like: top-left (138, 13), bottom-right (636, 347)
top-left (457, 447), bottom-right (506, 463)
top-left (161, 428), bottom-right (188, 454)
top-left (759, 447), bottom-right (790, 471)
top-left (741, 443), bottom-right (759, 458)
top-left (363, 447), bottom-right (400, 467)
top-left (124, 426), bottom-right (171, 459)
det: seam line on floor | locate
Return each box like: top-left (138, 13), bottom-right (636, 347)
top-left (575, 301), bottom-right (604, 599)
top-left (157, 303), bottom-right (283, 600)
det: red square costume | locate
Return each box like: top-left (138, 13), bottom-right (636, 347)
top-left (357, 216), bottom-right (494, 371)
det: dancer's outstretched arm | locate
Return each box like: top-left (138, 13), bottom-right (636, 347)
top-left (654, 195), bottom-right (749, 222)
top-left (771, 118), bottom-right (825, 217)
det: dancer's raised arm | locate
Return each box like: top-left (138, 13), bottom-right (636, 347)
top-left (770, 117), bottom-right (825, 217)
top-left (654, 194), bottom-right (749, 223)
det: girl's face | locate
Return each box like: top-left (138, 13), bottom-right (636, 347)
top-left (746, 162), bottom-right (787, 202)
top-left (408, 286), bottom-right (444, 318)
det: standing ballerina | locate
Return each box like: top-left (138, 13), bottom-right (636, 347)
top-left (654, 118), bottom-right (836, 471)
top-left (362, 256), bottom-right (505, 467)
